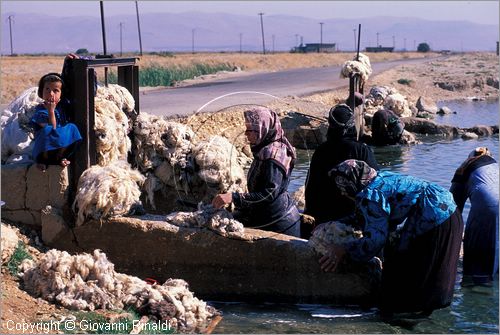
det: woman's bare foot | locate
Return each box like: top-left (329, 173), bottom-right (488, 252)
top-left (36, 163), bottom-right (47, 172)
top-left (60, 158), bottom-right (71, 167)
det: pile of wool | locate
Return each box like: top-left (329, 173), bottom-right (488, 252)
top-left (94, 97), bottom-right (131, 166)
top-left (365, 86), bottom-right (412, 117)
top-left (96, 84), bottom-right (135, 116)
top-left (164, 203), bottom-right (244, 236)
top-left (133, 112), bottom-right (194, 172)
top-left (340, 53), bottom-right (373, 82)
top-left (18, 249), bottom-right (219, 331)
top-left (72, 160), bottom-right (145, 226)
top-left (383, 92), bottom-right (412, 117)
top-left (308, 221), bottom-right (363, 256)
top-left (188, 135), bottom-right (247, 203)
top-left (1, 87), bottom-right (41, 164)
top-left (1, 222), bottom-right (19, 264)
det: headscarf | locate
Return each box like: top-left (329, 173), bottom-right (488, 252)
top-left (327, 104), bottom-right (357, 141)
top-left (452, 147), bottom-right (496, 183)
top-left (328, 159), bottom-right (378, 197)
top-left (244, 107), bottom-right (296, 174)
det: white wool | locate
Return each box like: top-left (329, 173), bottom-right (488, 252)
top-left (94, 98), bottom-right (131, 166)
top-left (7, 86), bottom-right (42, 130)
top-left (384, 93), bottom-right (412, 117)
top-left (340, 53), bottom-right (372, 82)
top-left (308, 221), bottom-right (363, 256)
top-left (191, 135), bottom-right (246, 193)
top-left (96, 84), bottom-right (135, 113)
top-left (164, 203), bottom-right (245, 236)
top-left (72, 160), bottom-right (145, 226)
top-left (1, 223), bottom-right (19, 264)
top-left (133, 113), bottom-right (194, 172)
top-left (20, 249), bottom-right (217, 331)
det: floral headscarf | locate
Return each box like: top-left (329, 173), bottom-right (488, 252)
top-left (244, 107), bottom-right (296, 174)
top-left (328, 159), bottom-right (378, 197)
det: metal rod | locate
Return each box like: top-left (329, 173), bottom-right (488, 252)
top-left (356, 24), bottom-right (361, 60)
top-left (99, 1), bottom-right (108, 86)
top-left (135, 1), bottom-right (143, 56)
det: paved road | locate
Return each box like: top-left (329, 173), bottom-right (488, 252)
top-left (139, 56), bottom-right (443, 118)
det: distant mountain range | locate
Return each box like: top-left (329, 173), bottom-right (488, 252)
top-left (1, 11), bottom-right (498, 54)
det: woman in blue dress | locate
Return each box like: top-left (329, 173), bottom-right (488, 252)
top-left (450, 147), bottom-right (499, 286)
top-left (30, 72), bottom-right (82, 171)
top-left (320, 159), bottom-right (464, 317)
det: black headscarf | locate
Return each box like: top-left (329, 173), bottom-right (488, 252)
top-left (327, 104), bottom-right (356, 141)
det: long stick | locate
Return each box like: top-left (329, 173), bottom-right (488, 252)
top-left (100, 1), bottom-right (108, 85)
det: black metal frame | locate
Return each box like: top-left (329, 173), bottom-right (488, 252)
top-left (66, 57), bottom-right (139, 201)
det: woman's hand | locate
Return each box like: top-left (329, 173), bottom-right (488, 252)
top-left (212, 193), bottom-right (233, 209)
top-left (319, 244), bottom-right (346, 272)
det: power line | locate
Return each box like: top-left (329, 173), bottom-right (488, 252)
top-left (119, 22), bottom-right (124, 56)
top-left (319, 22), bottom-right (324, 53)
top-left (192, 28), bottom-right (195, 54)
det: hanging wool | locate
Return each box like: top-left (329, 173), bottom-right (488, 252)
top-left (94, 97), bottom-right (131, 166)
top-left (340, 53), bottom-right (372, 82)
top-left (308, 221), bottom-right (363, 256)
top-left (18, 249), bottom-right (219, 332)
top-left (72, 160), bottom-right (145, 226)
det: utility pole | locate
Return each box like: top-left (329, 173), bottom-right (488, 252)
top-left (119, 22), bottom-right (124, 56)
top-left (192, 28), bottom-right (195, 54)
top-left (272, 34), bottom-right (275, 54)
top-left (392, 35), bottom-right (395, 49)
top-left (7, 15), bottom-right (14, 56)
top-left (239, 33), bottom-right (243, 53)
top-left (295, 34), bottom-right (299, 47)
top-left (135, 1), bottom-right (143, 56)
top-left (258, 12), bottom-right (266, 54)
top-left (404, 37), bottom-right (407, 51)
top-left (353, 28), bottom-right (357, 51)
top-left (376, 32), bottom-right (380, 47)
top-left (413, 39), bottom-right (416, 51)
top-left (319, 22), bottom-right (324, 53)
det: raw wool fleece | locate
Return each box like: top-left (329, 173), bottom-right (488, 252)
top-left (365, 85), bottom-right (413, 117)
top-left (94, 97), bottom-right (131, 166)
top-left (189, 135), bottom-right (246, 203)
top-left (18, 249), bottom-right (219, 331)
top-left (165, 203), bottom-right (244, 236)
top-left (307, 221), bottom-right (363, 256)
top-left (134, 113), bottom-right (247, 210)
top-left (340, 53), bottom-right (373, 83)
top-left (1, 87), bottom-right (41, 164)
top-left (73, 160), bottom-right (145, 226)
top-left (1, 222), bottom-right (19, 264)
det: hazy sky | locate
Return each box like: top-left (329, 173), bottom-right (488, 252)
top-left (1, 1), bottom-right (499, 25)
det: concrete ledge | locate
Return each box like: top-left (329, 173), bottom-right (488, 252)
top-left (51, 215), bottom-right (380, 305)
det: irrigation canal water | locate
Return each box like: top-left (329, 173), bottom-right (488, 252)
top-left (210, 99), bottom-right (499, 334)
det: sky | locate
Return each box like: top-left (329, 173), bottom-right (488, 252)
top-left (1, 0), bottom-right (499, 25)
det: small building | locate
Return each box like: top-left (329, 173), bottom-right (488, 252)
top-left (293, 43), bottom-right (336, 53)
top-left (365, 46), bottom-right (394, 52)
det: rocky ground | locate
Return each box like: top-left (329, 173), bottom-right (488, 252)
top-left (1, 51), bottom-right (498, 334)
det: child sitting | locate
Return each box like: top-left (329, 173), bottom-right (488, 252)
top-left (30, 72), bottom-right (82, 171)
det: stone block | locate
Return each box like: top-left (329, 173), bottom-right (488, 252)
top-left (26, 165), bottom-right (68, 211)
top-left (1, 163), bottom-right (29, 210)
top-left (1, 209), bottom-right (39, 227)
top-left (41, 206), bottom-right (70, 246)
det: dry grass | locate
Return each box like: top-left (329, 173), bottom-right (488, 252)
top-left (1, 51), bottom-right (438, 104)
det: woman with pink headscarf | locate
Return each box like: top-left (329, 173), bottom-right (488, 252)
top-left (212, 107), bottom-right (300, 237)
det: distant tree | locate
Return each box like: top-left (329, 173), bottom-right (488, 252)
top-left (75, 48), bottom-right (89, 55)
top-left (417, 43), bottom-right (430, 52)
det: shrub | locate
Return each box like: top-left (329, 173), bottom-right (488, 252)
top-left (417, 43), bottom-right (430, 52)
top-left (397, 78), bottom-right (414, 86)
top-left (7, 241), bottom-right (32, 275)
top-left (76, 48), bottom-right (89, 55)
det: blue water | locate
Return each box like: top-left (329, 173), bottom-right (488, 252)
top-left (213, 99), bottom-right (499, 334)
